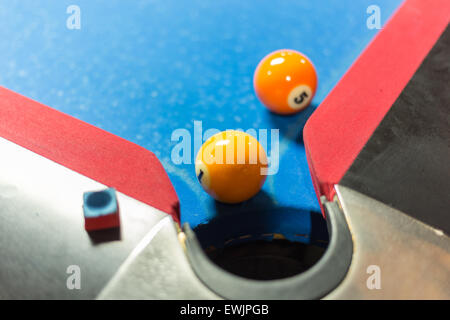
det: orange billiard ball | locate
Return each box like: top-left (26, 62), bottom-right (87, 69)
top-left (195, 130), bottom-right (268, 204)
top-left (253, 49), bottom-right (318, 115)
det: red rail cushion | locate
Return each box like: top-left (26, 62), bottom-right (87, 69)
top-left (0, 86), bottom-right (180, 223)
top-left (304, 0), bottom-right (450, 213)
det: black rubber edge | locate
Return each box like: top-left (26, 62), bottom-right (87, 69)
top-left (183, 198), bottom-right (353, 299)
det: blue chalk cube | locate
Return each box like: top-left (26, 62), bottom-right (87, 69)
top-left (83, 188), bottom-right (118, 218)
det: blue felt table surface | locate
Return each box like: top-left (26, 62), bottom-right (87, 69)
top-left (0, 0), bottom-right (403, 242)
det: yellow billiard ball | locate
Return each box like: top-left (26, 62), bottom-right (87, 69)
top-left (195, 130), bottom-right (268, 204)
top-left (254, 49), bottom-right (318, 115)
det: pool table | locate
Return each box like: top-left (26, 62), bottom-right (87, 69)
top-left (0, 0), bottom-right (449, 300)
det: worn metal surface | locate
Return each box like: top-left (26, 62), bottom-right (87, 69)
top-left (98, 217), bottom-right (219, 300)
top-left (0, 137), bottom-right (167, 299)
top-left (2, 135), bottom-right (449, 299)
top-left (326, 185), bottom-right (450, 299)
